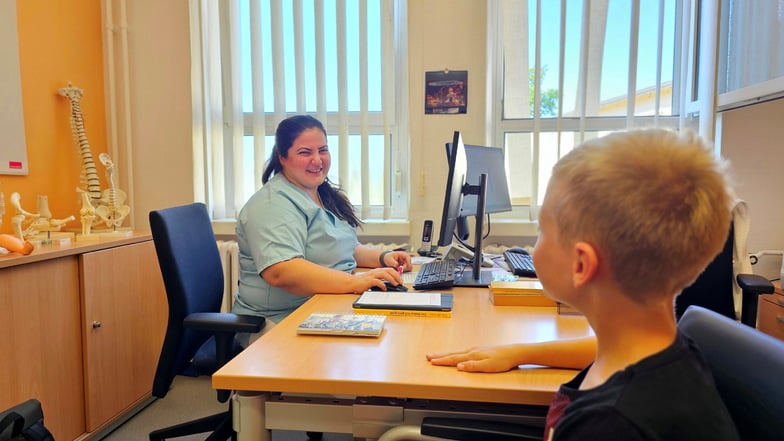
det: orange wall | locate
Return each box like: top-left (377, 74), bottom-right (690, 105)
top-left (2, 0), bottom-right (106, 234)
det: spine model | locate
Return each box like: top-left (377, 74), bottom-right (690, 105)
top-left (58, 83), bottom-right (102, 201)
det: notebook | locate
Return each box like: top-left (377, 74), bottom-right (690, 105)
top-left (352, 291), bottom-right (453, 317)
top-left (296, 313), bottom-right (386, 337)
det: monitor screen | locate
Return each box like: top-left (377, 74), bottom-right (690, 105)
top-left (436, 131), bottom-right (493, 287)
top-left (436, 131), bottom-right (467, 248)
top-left (445, 142), bottom-right (512, 217)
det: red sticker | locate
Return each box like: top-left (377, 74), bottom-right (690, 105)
top-left (9, 161), bottom-right (23, 169)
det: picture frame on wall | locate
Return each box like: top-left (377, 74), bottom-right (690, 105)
top-left (425, 70), bottom-right (467, 114)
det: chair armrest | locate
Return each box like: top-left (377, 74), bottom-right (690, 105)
top-left (184, 312), bottom-right (265, 334)
top-left (421, 417), bottom-right (543, 441)
top-left (736, 274), bottom-right (775, 327)
top-left (736, 274), bottom-right (774, 295)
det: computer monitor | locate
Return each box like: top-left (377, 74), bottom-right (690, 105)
top-left (445, 141), bottom-right (512, 240)
top-left (436, 131), bottom-right (493, 287)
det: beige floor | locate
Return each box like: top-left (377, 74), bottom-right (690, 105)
top-left (100, 376), bottom-right (353, 441)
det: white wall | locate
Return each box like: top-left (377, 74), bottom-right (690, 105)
top-left (719, 97), bottom-right (784, 253)
top-left (122, 0), bottom-right (194, 230)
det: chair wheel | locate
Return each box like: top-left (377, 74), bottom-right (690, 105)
top-left (306, 432), bottom-right (323, 440)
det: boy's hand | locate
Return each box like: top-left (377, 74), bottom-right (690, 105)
top-left (426, 345), bottom-right (521, 373)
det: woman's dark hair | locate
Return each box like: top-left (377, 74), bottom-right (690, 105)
top-left (262, 115), bottom-right (362, 227)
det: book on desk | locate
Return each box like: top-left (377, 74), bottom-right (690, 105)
top-left (352, 291), bottom-right (453, 317)
top-left (489, 279), bottom-right (557, 307)
top-left (297, 313), bottom-right (387, 337)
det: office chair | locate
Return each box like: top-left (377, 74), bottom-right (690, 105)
top-left (148, 202), bottom-right (265, 441)
top-left (378, 305), bottom-right (784, 441)
top-left (678, 305), bottom-right (784, 441)
top-left (675, 223), bottom-right (774, 327)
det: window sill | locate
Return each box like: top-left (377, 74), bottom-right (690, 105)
top-left (210, 218), bottom-right (413, 241)
top-left (211, 218), bottom-right (539, 244)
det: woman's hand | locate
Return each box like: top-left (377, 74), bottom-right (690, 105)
top-left (352, 267), bottom-right (405, 292)
top-left (380, 250), bottom-right (412, 271)
top-left (426, 345), bottom-right (523, 373)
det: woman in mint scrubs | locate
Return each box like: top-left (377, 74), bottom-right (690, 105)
top-left (233, 115), bottom-right (411, 342)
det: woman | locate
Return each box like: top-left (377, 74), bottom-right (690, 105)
top-left (233, 115), bottom-right (411, 340)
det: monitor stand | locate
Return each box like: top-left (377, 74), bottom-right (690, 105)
top-left (452, 269), bottom-right (493, 287)
top-left (442, 243), bottom-right (494, 267)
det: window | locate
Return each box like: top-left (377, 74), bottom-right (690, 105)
top-left (489, 0), bottom-right (691, 217)
top-left (717, 0), bottom-right (784, 109)
top-left (190, 0), bottom-right (409, 220)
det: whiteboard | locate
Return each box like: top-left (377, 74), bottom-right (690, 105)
top-left (0, 0), bottom-right (28, 175)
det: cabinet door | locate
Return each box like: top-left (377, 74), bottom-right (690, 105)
top-left (80, 240), bottom-right (167, 431)
top-left (0, 257), bottom-right (85, 441)
top-left (757, 294), bottom-right (784, 341)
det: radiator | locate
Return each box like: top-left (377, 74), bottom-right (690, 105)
top-left (216, 240), bottom-right (239, 312)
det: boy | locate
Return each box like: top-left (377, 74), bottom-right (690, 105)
top-left (428, 129), bottom-right (740, 440)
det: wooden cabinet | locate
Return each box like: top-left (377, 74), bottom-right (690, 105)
top-left (80, 240), bottom-right (167, 432)
top-left (0, 256), bottom-right (86, 440)
top-left (0, 235), bottom-right (167, 440)
top-left (757, 291), bottom-right (784, 341)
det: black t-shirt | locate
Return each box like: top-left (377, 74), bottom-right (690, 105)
top-left (544, 332), bottom-right (740, 441)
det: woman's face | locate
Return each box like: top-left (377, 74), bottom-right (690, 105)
top-left (279, 127), bottom-right (330, 196)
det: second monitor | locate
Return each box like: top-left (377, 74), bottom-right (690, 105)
top-left (437, 131), bottom-right (509, 287)
top-left (445, 140), bottom-right (513, 241)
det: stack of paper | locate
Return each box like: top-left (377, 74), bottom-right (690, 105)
top-left (489, 280), bottom-right (556, 306)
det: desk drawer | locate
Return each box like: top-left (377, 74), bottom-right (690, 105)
top-left (757, 293), bottom-right (784, 341)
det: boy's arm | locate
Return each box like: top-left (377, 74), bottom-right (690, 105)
top-left (426, 336), bottom-right (596, 372)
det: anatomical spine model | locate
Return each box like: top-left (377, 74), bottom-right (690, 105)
top-left (58, 83), bottom-right (130, 234)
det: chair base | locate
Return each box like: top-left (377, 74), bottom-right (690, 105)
top-left (149, 409), bottom-right (234, 441)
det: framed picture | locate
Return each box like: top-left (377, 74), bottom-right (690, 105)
top-left (425, 70), bottom-right (467, 114)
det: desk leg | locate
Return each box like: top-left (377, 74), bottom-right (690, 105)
top-left (233, 391), bottom-right (271, 441)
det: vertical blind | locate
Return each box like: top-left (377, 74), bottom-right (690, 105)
top-left (492, 0), bottom-right (693, 219)
top-left (190, 0), bottom-right (406, 220)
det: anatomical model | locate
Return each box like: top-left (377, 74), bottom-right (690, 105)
top-left (58, 83), bottom-right (131, 234)
top-left (95, 153), bottom-right (130, 230)
top-left (9, 192), bottom-right (74, 241)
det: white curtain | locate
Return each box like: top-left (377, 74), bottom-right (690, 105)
top-left (189, 0), bottom-right (406, 220)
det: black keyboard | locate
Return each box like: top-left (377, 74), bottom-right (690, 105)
top-left (413, 259), bottom-right (457, 290)
top-left (503, 251), bottom-right (537, 277)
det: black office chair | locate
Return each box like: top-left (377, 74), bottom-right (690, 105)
top-left (379, 305), bottom-right (784, 441)
top-left (675, 224), bottom-right (774, 327)
top-left (678, 305), bottom-right (784, 441)
top-left (148, 202), bottom-right (265, 441)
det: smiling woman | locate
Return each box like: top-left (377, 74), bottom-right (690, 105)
top-left (230, 115), bottom-right (412, 346)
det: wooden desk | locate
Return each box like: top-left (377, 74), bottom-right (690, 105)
top-left (212, 287), bottom-right (593, 440)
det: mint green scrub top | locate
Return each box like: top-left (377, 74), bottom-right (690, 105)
top-left (233, 174), bottom-right (360, 324)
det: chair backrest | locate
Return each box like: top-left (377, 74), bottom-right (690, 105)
top-left (149, 202), bottom-right (225, 398)
top-left (675, 224), bottom-right (736, 321)
top-left (678, 305), bottom-right (784, 441)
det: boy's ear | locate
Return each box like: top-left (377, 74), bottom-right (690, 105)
top-left (572, 241), bottom-right (599, 287)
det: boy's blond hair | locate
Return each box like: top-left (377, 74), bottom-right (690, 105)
top-left (546, 128), bottom-right (735, 301)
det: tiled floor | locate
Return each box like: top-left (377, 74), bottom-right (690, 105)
top-left (101, 376), bottom-right (353, 441)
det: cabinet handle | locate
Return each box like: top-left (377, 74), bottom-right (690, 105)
top-left (92, 321), bottom-right (102, 328)
top-left (776, 316), bottom-right (784, 324)
top-left (777, 298), bottom-right (784, 307)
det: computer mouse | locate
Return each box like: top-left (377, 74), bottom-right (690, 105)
top-left (507, 247), bottom-right (529, 255)
top-left (369, 281), bottom-right (409, 292)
